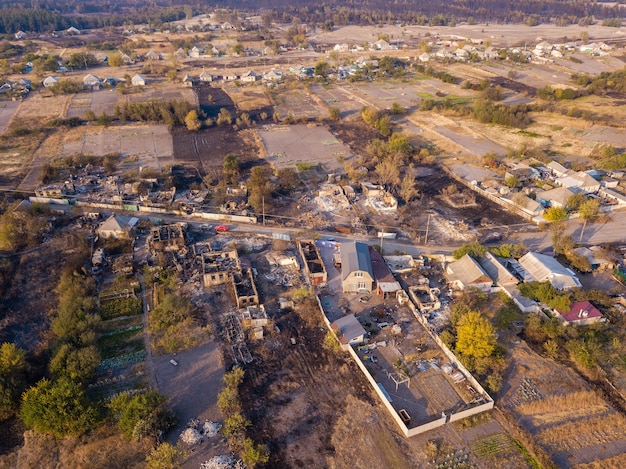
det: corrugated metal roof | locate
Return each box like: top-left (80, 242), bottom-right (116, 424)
top-left (518, 252), bottom-right (581, 290)
top-left (446, 254), bottom-right (492, 287)
top-left (479, 252), bottom-right (518, 286)
top-left (341, 241), bottom-right (373, 280)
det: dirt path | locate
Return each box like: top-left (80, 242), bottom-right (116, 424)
top-left (137, 275), bottom-right (158, 390)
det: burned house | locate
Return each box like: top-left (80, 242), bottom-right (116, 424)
top-left (149, 223), bottom-right (186, 251)
top-left (233, 269), bottom-right (259, 308)
top-left (297, 239), bottom-right (328, 285)
top-left (201, 249), bottom-right (240, 287)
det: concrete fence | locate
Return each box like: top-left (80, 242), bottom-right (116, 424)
top-left (314, 293), bottom-right (492, 437)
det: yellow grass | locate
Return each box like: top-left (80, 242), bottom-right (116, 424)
top-left (225, 88), bottom-right (272, 111)
top-left (516, 391), bottom-right (605, 416)
top-left (538, 413), bottom-right (626, 451)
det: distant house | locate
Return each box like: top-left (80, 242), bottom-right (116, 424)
top-left (331, 314), bottom-right (366, 349)
top-left (556, 171), bottom-right (601, 194)
top-left (341, 241), bottom-right (374, 293)
top-left (373, 39), bottom-right (392, 50)
top-left (556, 301), bottom-right (604, 326)
top-left (505, 163), bottom-right (540, 183)
top-left (97, 215), bottom-right (138, 239)
top-left (43, 76), bottom-right (60, 88)
top-left (518, 252), bottom-right (581, 290)
top-left (174, 48), bottom-right (188, 59)
top-left (199, 70), bottom-right (214, 82)
top-left (82, 74), bottom-right (101, 89)
top-left (145, 50), bottom-right (161, 61)
top-left (182, 74), bottom-right (195, 87)
top-left (120, 53), bottom-right (134, 64)
top-left (189, 46), bottom-right (204, 58)
top-left (547, 161), bottom-right (570, 178)
top-left (240, 70), bottom-right (258, 83)
top-left (131, 74), bottom-right (147, 86)
top-left (446, 254), bottom-right (493, 292)
top-left (262, 70), bottom-right (282, 82)
top-left (66, 26), bottom-right (81, 35)
top-left (535, 186), bottom-right (575, 208)
top-left (15, 30), bottom-right (26, 40)
top-left (515, 195), bottom-right (544, 217)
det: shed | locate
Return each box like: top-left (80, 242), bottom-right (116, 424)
top-left (331, 314), bottom-right (366, 349)
top-left (446, 254), bottom-right (492, 292)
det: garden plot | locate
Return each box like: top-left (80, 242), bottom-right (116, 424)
top-left (66, 90), bottom-right (120, 118)
top-left (502, 341), bottom-right (626, 467)
top-left (273, 89), bottom-right (326, 120)
top-left (258, 124), bottom-right (353, 172)
top-left (60, 124), bottom-right (173, 169)
top-left (311, 84), bottom-right (362, 117)
top-left (0, 99), bottom-right (20, 135)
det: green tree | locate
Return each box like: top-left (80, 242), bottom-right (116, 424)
top-left (20, 378), bottom-right (98, 437)
top-left (146, 442), bottom-right (186, 469)
top-left (391, 102), bottom-right (404, 115)
top-left (0, 342), bottom-right (28, 420)
top-left (544, 206), bottom-right (568, 222)
top-left (223, 154), bottom-right (240, 183)
top-left (453, 242), bottom-right (487, 260)
top-left (108, 390), bottom-right (176, 440)
top-left (242, 437), bottom-right (270, 467)
top-left (107, 52), bottom-right (125, 67)
top-left (184, 110), bottom-right (201, 131)
top-left (504, 175), bottom-right (521, 189)
top-left (314, 61), bottom-right (329, 78)
top-left (455, 311), bottom-right (497, 359)
top-left (578, 198), bottom-right (601, 242)
top-left (49, 344), bottom-right (100, 384)
top-left (247, 166), bottom-right (274, 212)
top-left (566, 193), bottom-right (587, 211)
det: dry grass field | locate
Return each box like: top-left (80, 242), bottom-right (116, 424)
top-left (502, 342), bottom-right (626, 468)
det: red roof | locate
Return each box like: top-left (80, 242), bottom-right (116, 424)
top-left (558, 301), bottom-right (603, 323)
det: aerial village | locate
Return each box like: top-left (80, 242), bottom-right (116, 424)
top-left (2, 7), bottom-right (626, 469)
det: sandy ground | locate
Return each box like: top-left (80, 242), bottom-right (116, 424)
top-left (0, 100), bottom-right (20, 134)
top-left (153, 341), bottom-right (229, 468)
top-left (258, 124), bottom-right (352, 171)
top-left (310, 23), bottom-right (626, 48)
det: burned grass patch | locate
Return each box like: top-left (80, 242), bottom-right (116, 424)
top-left (172, 126), bottom-right (261, 176)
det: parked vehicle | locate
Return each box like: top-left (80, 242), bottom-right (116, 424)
top-left (215, 225), bottom-right (229, 232)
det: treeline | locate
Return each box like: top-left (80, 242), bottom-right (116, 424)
top-left (211, 0), bottom-right (626, 25)
top-left (0, 5), bottom-right (188, 33)
top-left (114, 99), bottom-right (195, 125)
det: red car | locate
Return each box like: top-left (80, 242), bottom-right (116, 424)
top-left (215, 225), bottom-right (229, 232)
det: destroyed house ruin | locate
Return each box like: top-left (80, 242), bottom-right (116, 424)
top-left (202, 249), bottom-right (240, 287)
top-left (233, 269), bottom-right (259, 308)
top-left (297, 240), bottom-right (327, 285)
top-left (149, 223), bottom-right (186, 251)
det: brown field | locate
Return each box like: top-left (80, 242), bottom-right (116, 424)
top-left (224, 86), bottom-right (273, 112)
top-left (502, 342), bottom-right (626, 468)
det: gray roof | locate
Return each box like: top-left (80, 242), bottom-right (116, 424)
top-left (478, 252), bottom-right (518, 286)
top-left (535, 186), bottom-right (575, 207)
top-left (518, 252), bottom-right (581, 290)
top-left (331, 314), bottom-right (366, 344)
top-left (446, 254), bottom-right (492, 287)
top-left (341, 241), bottom-right (373, 281)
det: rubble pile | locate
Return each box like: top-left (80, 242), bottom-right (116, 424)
top-left (180, 427), bottom-right (202, 445)
top-left (200, 455), bottom-right (243, 469)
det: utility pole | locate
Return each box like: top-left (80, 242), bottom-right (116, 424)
top-left (262, 196), bottom-right (265, 226)
top-left (424, 213), bottom-right (431, 245)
